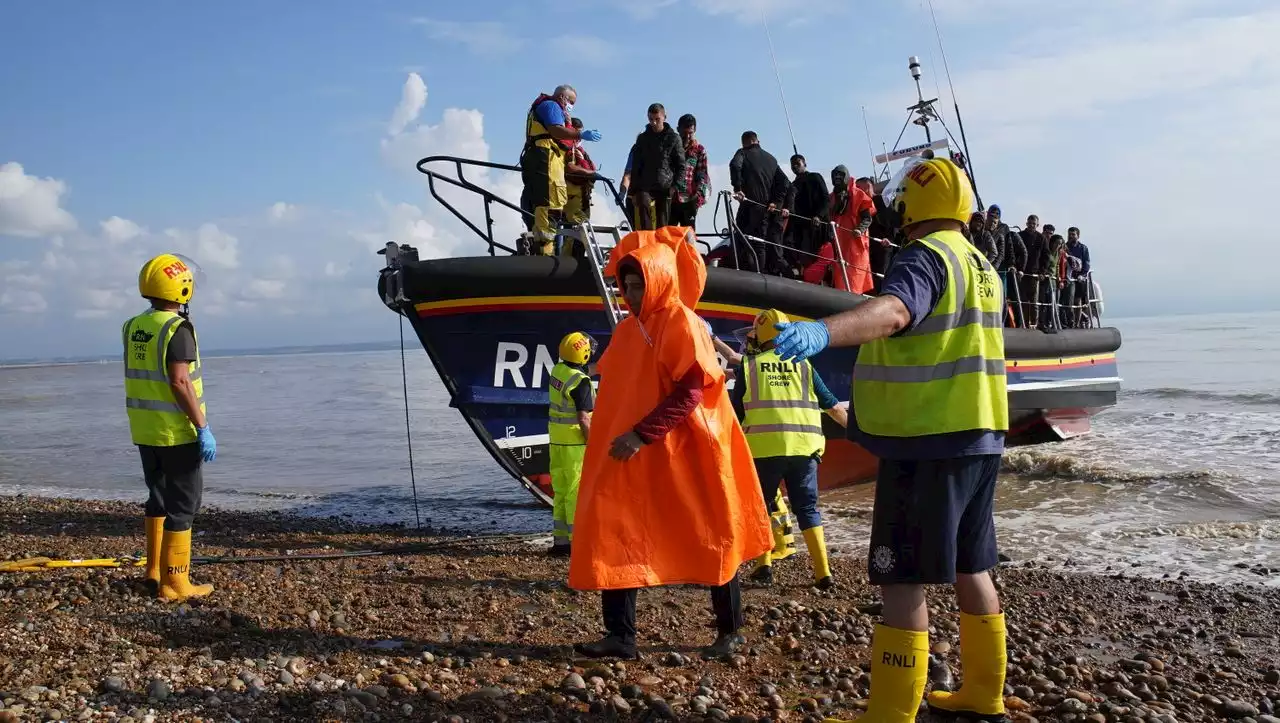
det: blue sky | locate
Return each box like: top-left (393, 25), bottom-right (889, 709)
top-left (3, 0), bottom-right (1278, 359)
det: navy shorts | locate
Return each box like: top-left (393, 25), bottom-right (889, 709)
top-left (867, 455), bottom-right (1001, 585)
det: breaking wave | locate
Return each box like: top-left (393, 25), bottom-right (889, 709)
top-left (1000, 448), bottom-right (1231, 486)
top-left (1125, 387), bottom-right (1280, 408)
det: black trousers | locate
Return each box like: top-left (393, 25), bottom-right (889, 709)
top-left (669, 199), bottom-right (699, 229)
top-left (600, 573), bottom-right (742, 645)
top-left (633, 189), bottom-right (672, 230)
top-left (139, 443), bottom-right (203, 532)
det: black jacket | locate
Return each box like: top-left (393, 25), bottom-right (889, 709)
top-left (729, 144), bottom-right (790, 206)
top-left (785, 171), bottom-right (830, 220)
top-left (999, 224), bottom-right (1026, 272)
top-left (1020, 229), bottom-right (1048, 275)
top-left (629, 123), bottom-right (685, 193)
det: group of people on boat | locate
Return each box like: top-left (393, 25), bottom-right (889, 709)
top-left (540, 155), bottom-right (1012, 723)
top-left (517, 84), bottom-right (1099, 334)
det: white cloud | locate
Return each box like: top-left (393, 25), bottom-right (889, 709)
top-left (550, 35), bottom-right (620, 64)
top-left (0, 289), bottom-right (47, 314)
top-left (0, 162), bottom-right (77, 238)
top-left (100, 215), bottom-right (143, 242)
top-left (75, 287), bottom-right (132, 319)
top-left (387, 73), bottom-right (427, 137)
top-left (240, 278), bottom-right (287, 300)
top-left (164, 223), bottom-right (240, 270)
top-left (693, 0), bottom-right (840, 23)
top-left (410, 18), bottom-right (525, 57)
top-left (267, 201), bottom-right (298, 223)
top-left (610, 0), bottom-right (679, 20)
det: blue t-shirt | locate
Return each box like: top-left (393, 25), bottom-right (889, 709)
top-left (534, 99), bottom-right (565, 130)
top-left (846, 241), bottom-right (1006, 460)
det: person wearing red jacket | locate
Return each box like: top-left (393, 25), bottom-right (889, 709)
top-left (803, 166), bottom-right (876, 293)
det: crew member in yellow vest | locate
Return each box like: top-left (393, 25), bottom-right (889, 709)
top-left (547, 331), bottom-right (597, 556)
top-left (520, 85), bottom-right (601, 256)
top-left (772, 157), bottom-right (1008, 723)
top-left (731, 309), bottom-right (847, 589)
top-left (124, 253), bottom-right (219, 602)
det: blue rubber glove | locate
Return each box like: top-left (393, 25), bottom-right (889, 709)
top-left (580, 129), bottom-right (602, 142)
top-left (772, 320), bottom-right (830, 362)
top-left (196, 425), bottom-right (217, 463)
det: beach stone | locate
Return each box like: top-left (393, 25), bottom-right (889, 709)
top-left (146, 680), bottom-right (169, 701)
top-left (562, 673), bottom-right (585, 690)
top-left (462, 686), bottom-right (505, 701)
top-left (611, 695), bottom-right (631, 713)
top-left (278, 671), bottom-right (294, 686)
top-left (1057, 698), bottom-right (1088, 715)
top-left (101, 677), bottom-right (126, 694)
top-left (1218, 700), bottom-right (1260, 719)
top-left (286, 658), bottom-right (307, 676)
top-left (621, 684), bottom-right (642, 699)
top-left (1266, 670), bottom-right (1280, 685)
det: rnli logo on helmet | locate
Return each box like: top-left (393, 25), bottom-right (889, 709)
top-left (906, 163), bottom-right (937, 188)
top-left (572, 337), bottom-right (588, 352)
top-left (162, 260), bottom-right (189, 279)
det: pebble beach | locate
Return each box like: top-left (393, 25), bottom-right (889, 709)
top-left (1, 495), bottom-right (1278, 723)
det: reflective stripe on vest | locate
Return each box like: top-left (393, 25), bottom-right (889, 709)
top-left (852, 229), bottom-right (1008, 438)
top-left (741, 348), bottom-right (826, 459)
top-left (123, 309), bottom-right (205, 447)
top-left (547, 362), bottom-right (588, 445)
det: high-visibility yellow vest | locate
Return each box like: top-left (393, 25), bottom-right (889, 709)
top-left (548, 362), bottom-right (589, 445)
top-left (525, 96), bottom-right (569, 157)
top-left (123, 309), bottom-right (205, 447)
top-left (853, 229), bottom-right (1009, 437)
top-left (741, 348), bottom-right (826, 459)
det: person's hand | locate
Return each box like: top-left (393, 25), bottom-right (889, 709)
top-left (580, 129), bottom-right (602, 142)
top-left (811, 215), bottom-right (822, 227)
top-left (772, 320), bottom-right (831, 362)
top-left (780, 208), bottom-right (790, 220)
top-left (733, 191), bottom-right (745, 201)
top-left (196, 425), bottom-right (217, 463)
top-left (609, 431), bottom-right (644, 461)
top-left (767, 203), bottom-right (777, 213)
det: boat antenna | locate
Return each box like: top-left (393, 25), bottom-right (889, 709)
top-left (761, 8), bottom-right (799, 156)
top-left (398, 312), bottom-right (423, 529)
top-left (861, 105), bottom-right (878, 180)
top-left (925, 0), bottom-right (982, 205)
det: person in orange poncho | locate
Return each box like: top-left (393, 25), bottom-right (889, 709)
top-left (804, 166), bottom-right (877, 294)
top-left (568, 227), bottom-right (772, 661)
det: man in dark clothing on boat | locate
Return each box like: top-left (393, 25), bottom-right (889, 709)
top-left (782, 154), bottom-right (830, 273)
top-left (730, 131), bottom-right (791, 274)
top-left (1019, 215), bottom-right (1047, 328)
top-left (671, 114), bottom-right (711, 229)
top-left (629, 103), bottom-right (685, 231)
top-left (1064, 227), bottom-right (1092, 328)
top-left (990, 206), bottom-right (1026, 326)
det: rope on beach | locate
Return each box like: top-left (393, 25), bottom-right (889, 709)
top-left (0, 532), bottom-right (549, 573)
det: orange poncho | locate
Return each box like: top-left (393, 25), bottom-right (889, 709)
top-left (568, 230), bottom-right (772, 591)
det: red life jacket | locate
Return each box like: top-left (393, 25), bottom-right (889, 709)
top-left (527, 93), bottom-right (573, 150)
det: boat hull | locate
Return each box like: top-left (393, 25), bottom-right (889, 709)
top-left (383, 255), bottom-right (1122, 506)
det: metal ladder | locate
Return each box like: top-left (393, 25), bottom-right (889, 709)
top-left (562, 223), bottom-right (628, 329)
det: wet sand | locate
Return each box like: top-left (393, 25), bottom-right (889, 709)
top-left (1, 495), bottom-right (1278, 723)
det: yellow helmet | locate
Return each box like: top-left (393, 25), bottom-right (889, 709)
top-left (882, 157), bottom-right (974, 229)
top-left (558, 331), bottom-right (597, 365)
top-left (749, 308), bottom-right (790, 346)
top-left (138, 253), bottom-right (197, 304)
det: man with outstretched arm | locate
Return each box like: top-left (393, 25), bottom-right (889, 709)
top-left (772, 157), bottom-right (1009, 723)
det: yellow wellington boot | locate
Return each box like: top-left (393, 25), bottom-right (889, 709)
top-left (158, 528), bottom-right (213, 602)
top-left (927, 612), bottom-right (1007, 721)
top-left (824, 624), bottom-right (928, 723)
top-left (802, 526), bottom-right (833, 587)
top-left (771, 492), bottom-right (797, 561)
top-left (144, 517), bottom-right (165, 590)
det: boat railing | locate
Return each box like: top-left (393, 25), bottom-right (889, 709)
top-left (408, 154), bottom-right (1103, 330)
